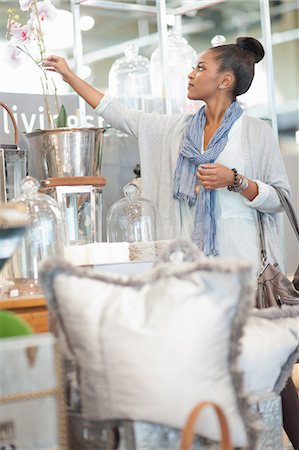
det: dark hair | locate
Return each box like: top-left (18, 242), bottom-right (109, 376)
top-left (210, 37), bottom-right (265, 97)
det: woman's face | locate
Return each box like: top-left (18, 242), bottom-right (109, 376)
top-left (187, 49), bottom-right (223, 101)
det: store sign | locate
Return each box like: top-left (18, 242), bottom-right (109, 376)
top-left (0, 92), bottom-right (103, 148)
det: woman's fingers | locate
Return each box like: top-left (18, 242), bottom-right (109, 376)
top-left (43, 55), bottom-right (58, 66)
top-left (197, 163), bottom-right (229, 190)
top-left (198, 166), bottom-right (217, 185)
top-left (44, 67), bottom-right (56, 73)
top-left (43, 55), bottom-right (71, 80)
top-left (44, 55), bottom-right (58, 61)
top-left (200, 163), bottom-right (217, 169)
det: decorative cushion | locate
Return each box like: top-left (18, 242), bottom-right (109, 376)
top-left (240, 307), bottom-right (299, 396)
top-left (40, 243), bottom-right (299, 449)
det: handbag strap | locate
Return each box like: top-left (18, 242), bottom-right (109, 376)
top-left (274, 187), bottom-right (299, 239)
top-left (180, 401), bottom-right (233, 450)
top-left (257, 211), bottom-right (267, 266)
top-left (257, 186), bottom-right (299, 265)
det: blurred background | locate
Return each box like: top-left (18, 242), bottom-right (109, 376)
top-left (0, 0), bottom-right (298, 272)
top-left (0, 1), bottom-right (298, 117)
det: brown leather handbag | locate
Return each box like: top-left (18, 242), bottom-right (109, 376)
top-left (256, 186), bottom-right (299, 308)
top-left (180, 401), bottom-right (233, 450)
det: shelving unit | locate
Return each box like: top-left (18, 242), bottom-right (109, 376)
top-left (0, 296), bottom-right (48, 333)
top-left (70, 0), bottom-right (277, 136)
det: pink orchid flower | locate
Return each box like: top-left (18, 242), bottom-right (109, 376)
top-left (36, 0), bottom-right (57, 21)
top-left (9, 20), bottom-right (34, 44)
top-left (19, 0), bottom-right (33, 11)
top-left (7, 18), bottom-right (21, 35)
top-left (4, 44), bottom-right (22, 69)
top-left (20, 21), bottom-right (34, 42)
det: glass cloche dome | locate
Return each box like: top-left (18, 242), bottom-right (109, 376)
top-left (108, 44), bottom-right (153, 113)
top-left (150, 31), bottom-right (198, 113)
top-left (7, 176), bottom-right (64, 296)
top-left (106, 182), bottom-right (156, 243)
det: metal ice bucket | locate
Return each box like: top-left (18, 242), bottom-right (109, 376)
top-left (26, 127), bottom-right (107, 180)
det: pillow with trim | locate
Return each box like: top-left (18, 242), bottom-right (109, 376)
top-left (39, 247), bottom-right (299, 449)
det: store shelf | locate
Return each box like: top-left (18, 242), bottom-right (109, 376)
top-left (71, 0), bottom-right (278, 131)
top-left (0, 296), bottom-right (48, 333)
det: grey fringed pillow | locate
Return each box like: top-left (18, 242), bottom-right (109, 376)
top-left (39, 241), bottom-right (299, 449)
top-left (239, 306), bottom-right (299, 395)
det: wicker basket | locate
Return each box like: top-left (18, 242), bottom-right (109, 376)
top-left (129, 240), bottom-right (174, 261)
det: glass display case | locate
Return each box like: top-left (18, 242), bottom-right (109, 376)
top-left (150, 31), bottom-right (197, 113)
top-left (6, 177), bottom-right (63, 296)
top-left (71, 0), bottom-right (278, 132)
top-left (108, 44), bottom-right (152, 113)
top-left (107, 182), bottom-right (156, 243)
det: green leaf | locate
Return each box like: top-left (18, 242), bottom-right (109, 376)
top-left (0, 311), bottom-right (33, 338)
top-left (56, 104), bottom-right (68, 128)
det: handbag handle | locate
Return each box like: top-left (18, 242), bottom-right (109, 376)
top-left (180, 401), bottom-right (233, 450)
top-left (274, 187), bottom-right (299, 239)
top-left (0, 101), bottom-right (19, 145)
top-left (257, 211), bottom-right (267, 266)
top-left (257, 186), bottom-right (299, 265)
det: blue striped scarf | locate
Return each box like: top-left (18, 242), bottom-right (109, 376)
top-left (173, 100), bottom-right (243, 256)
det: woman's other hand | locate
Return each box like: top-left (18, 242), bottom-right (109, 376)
top-left (197, 163), bottom-right (258, 200)
top-left (43, 55), bottom-right (73, 82)
top-left (197, 163), bottom-right (234, 190)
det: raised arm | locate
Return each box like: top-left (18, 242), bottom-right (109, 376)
top-left (43, 54), bottom-right (174, 140)
top-left (43, 55), bottom-right (103, 109)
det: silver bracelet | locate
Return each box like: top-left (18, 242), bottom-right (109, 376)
top-left (236, 177), bottom-right (249, 192)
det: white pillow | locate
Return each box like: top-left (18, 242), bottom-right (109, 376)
top-left (240, 307), bottom-right (299, 396)
top-left (40, 252), bottom-right (299, 449)
top-left (41, 254), bottom-right (254, 447)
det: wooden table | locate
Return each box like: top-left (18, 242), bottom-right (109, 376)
top-left (0, 296), bottom-right (48, 333)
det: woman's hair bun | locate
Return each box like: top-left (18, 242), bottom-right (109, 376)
top-left (236, 37), bottom-right (265, 63)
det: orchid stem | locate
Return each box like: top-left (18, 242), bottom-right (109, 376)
top-left (7, 0), bottom-right (57, 129)
top-left (41, 77), bottom-right (54, 129)
top-left (52, 79), bottom-right (60, 115)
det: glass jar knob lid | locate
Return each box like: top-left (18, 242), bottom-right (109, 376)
top-left (20, 176), bottom-right (40, 196)
top-left (123, 182), bottom-right (140, 200)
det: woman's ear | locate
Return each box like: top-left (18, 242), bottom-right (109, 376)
top-left (219, 72), bottom-right (235, 90)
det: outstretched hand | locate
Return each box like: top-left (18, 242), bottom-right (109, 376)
top-left (43, 54), bottom-right (104, 109)
top-left (43, 55), bottom-right (73, 81)
top-left (197, 163), bottom-right (234, 190)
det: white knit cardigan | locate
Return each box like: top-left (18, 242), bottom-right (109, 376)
top-left (96, 97), bottom-right (291, 268)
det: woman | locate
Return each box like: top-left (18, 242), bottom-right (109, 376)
top-left (44, 37), bottom-right (289, 275)
top-left (44, 36), bottom-right (299, 448)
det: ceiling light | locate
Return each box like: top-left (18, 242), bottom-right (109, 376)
top-left (80, 16), bottom-right (95, 31)
top-left (79, 65), bottom-right (92, 79)
top-left (43, 9), bottom-right (74, 50)
top-left (166, 14), bottom-right (175, 27)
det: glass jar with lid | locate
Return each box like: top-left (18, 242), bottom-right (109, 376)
top-left (7, 176), bottom-right (64, 296)
top-left (150, 31), bottom-right (198, 113)
top-left (106, 182), bottom-right (156, 243)
top-left (108, 44), bottom-right (153, 113)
